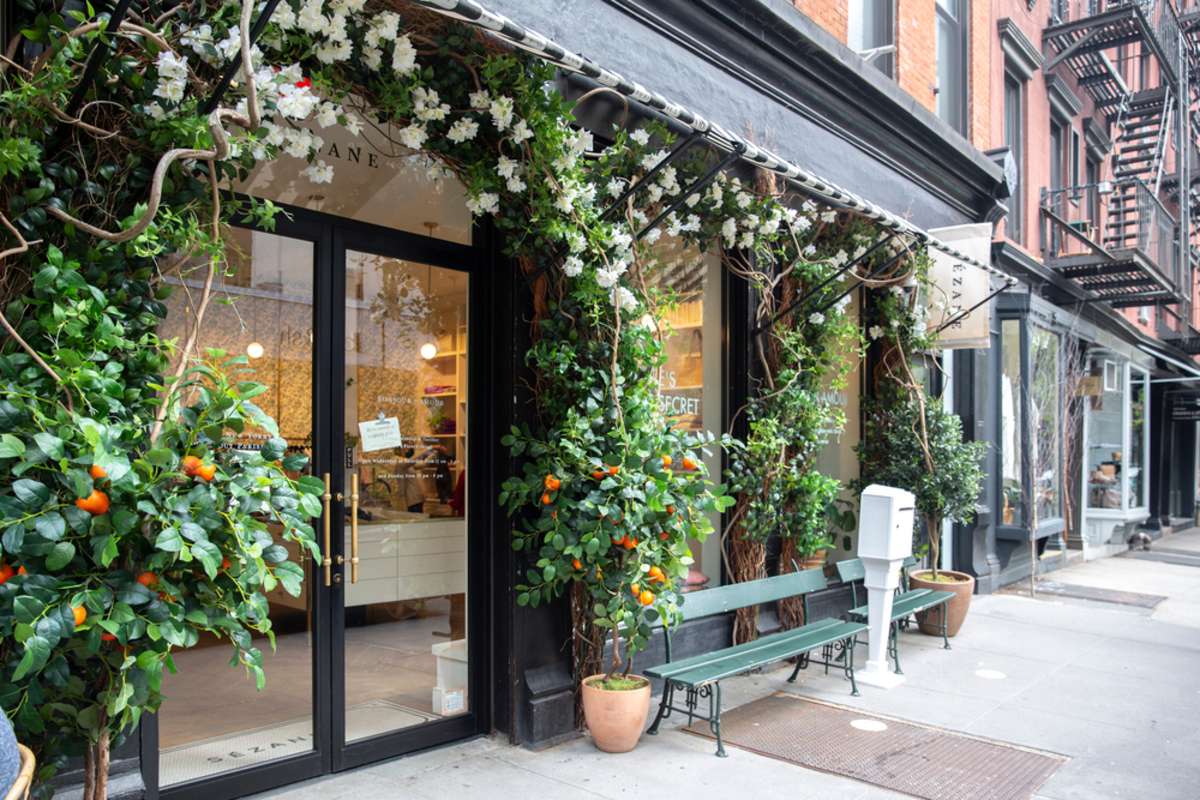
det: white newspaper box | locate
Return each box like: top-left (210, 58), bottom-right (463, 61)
top-left (855, 485), bottom-right (915, 689)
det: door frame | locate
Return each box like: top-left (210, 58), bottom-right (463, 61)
top-left (142, 200), bottom-right (495, 799)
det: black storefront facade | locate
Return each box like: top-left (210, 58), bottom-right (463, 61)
top-left (36, 2), bottom-right (1013, 798)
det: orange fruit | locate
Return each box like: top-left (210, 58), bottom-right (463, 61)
top-left (0, 564), bottom-right (12, 585)
top-left (622, 536), bottom-right (637, 550)
top-left (591, 469), bottom-right (605, 480)
top-left (544, 474), bottom-right (561, 491)
top-left (608, 465), bottom-right (620, 476)
top-left (639, 590), bottom-right (655, 606)
top-left (181, 455), bottom-right (202, 476)
top-left (681, 457), bottom-right (698, 471)
top-left (648, 566), bottom-right (665, 583)
top-left (630, 583), bottom-right (641, 596)
top-left (195, 463), bottom-right (217, 482)
top-left (72, 606), bottom-right (87, 628)
top-left (661, 455), bottom-right (672, 468)
top-left (100, 633), bottom-right (117, 642)
top-left (89, 464), bottom-right (107, 480)
top-left (16, 566), bottom-right (26, 576)
top-left (541, 492), bottom-right (552, 506)
top-left (136, 571), bottom-right (158, 588)
top-left (572, 558), bottom-right (582, 571)
top-left (658, 532), bottom-right (669, 541)
top-left (665, 505), bottom-right (675, 515)
top-left (221, 556), bottom-right (232, 570)
top-left (75, 489), bottom-right (110, 515)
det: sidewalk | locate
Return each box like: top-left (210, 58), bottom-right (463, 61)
top-left (254, 531), bottom-right (1200, 800)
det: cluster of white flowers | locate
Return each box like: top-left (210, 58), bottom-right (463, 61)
top-left (466, 192), bottom-right (500, 216)
top-left (612, 286), bottom-right (638, 312)
top-left (303, 160), bottom-right (334, 183)
top-left (151, 50), bottom-right (189, 105)
top-left (563, 256), bottom-right (585, 277)
top-left (496, 155), bottom-right (525, 192)
top-left (447, 117), bottom-right (480, 144)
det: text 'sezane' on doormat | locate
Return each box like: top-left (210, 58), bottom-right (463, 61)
top-left (683, 693), bottom-right (1066, 800)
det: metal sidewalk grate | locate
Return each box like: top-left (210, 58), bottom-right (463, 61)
top-left (683, 694), bottom-right (1066, 800)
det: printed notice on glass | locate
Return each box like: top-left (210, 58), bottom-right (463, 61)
top-left (358, 416), bottom-right (402, 452)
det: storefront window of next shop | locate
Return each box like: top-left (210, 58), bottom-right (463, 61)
top-left (650, 237), bottom-right (723, 589)
top-left (1084, 356), bottom-right (1150, 512)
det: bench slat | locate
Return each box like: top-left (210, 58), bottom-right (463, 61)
top-left (659, 621), bottom-right (867, 687)
top-left (675, 567), bottom-right (829, 622)
top-left (847, 588), bottom-right (954, 622)
top-left (644, 618), bottom-right (843, 680)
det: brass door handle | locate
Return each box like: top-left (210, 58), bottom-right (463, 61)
top-left (350, 473), bottom-right (360, 584)
top-left (322, 473), bottom-right (333, 587)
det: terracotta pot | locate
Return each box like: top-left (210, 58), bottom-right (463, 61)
top-left (580, 674), bottom-right (651, 753)
top-left (909, 569), bottom-right (975, 637)
top-left (798, 549), bottom-right (827, 571)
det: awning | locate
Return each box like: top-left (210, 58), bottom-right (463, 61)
top-left (1140, 343), bottom-right (1200, 381)
top-left (412, 0), bottom-right (1016, 288)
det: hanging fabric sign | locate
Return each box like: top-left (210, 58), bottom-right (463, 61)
top-left (926, 223), bottom-right (994, 350)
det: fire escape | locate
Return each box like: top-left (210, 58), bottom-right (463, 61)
top-left (1040, 0), bottom-right (1194, 318)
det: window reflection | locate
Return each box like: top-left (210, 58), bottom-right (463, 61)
top-left (1029, 327), bottom-right (1061, 523)
top-left (1000, 319), bottom-right (1024, 526)
top-left (1128, 369), bottom-right (1147, 509)
top-left (1086, 358), bottom-right (1125, 510)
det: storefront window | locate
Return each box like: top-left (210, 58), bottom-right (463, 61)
top-left (1085, 358), bottom-right (1126, 510)
top-left (1128, 367), bottom-right (1148, 509)
top-left (1030, 327), bottom-right (1061, 524)
top-left (1000, 319), bottom-right (1024, 526)
top-left (652, 242), bottom-right (722, 587)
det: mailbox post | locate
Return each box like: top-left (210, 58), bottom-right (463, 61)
top-left (855, 484), bottom-right (915, 689)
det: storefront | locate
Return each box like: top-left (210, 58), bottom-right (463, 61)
top-left (17, 2), bottom-right (1004, 799)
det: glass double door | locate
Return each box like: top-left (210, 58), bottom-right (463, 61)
top-left (154, 212), bottom-right (482, 799)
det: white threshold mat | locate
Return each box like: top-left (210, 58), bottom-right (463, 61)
top-left (160, 699), bottom-right (437, 787)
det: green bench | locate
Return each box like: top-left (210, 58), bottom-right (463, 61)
top-left (835, 556), bottom-right (955, 675)
top-left (644, 566), bottom-right (867, 757)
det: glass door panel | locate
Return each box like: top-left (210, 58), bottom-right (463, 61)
top-left (342, 250), bottom-right (470, 744)
top-left (156, 228), bottom-right (319, 787)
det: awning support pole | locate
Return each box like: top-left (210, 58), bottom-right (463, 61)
top-left (600, 132), bottom-right (701, 221)
top-left (931, 281), bottom-right (1015, 336)
top-left (63, 0), bottom-right (137, 118)
top-left (636, 143), bottom-right (746, 240)
top-left (751, 234), bottom-right (898, 337)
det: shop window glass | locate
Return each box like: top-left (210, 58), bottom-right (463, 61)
top-left (1000, 320), bottom-right (1024, 526)
top-left (651, 242), bottom-right (722, 587)
top-left (1128, 368), bottom-right (1148, 508)
top-left (1086, 358), bottom-right (1125, 510)
top-left (1030, 327), bottom-right (1062, 524)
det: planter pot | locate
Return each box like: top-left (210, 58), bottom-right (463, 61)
top-left (909, 569), bottom-right (974, 637)
top-left (580, 674), bottom-right (651, 753)
top-left (798, 549), bottom-right (827, 571)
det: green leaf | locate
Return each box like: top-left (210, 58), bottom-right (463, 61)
top-left (299, 492), bottom-right (322, 517)
top-left (274, 561), bottom-right (304, 596)
top-left (191, 539), bottom-right (222, 579)
top-left (13, 478), bottom-right (50, 508)
top-left (33, 432), bottom-right (64, 459)
top-left (12, 635), bottom-right (51, 680)
top-left (45, 542), bottom-right (76, 571)
top-left (13, 596), bottom-right (44, 624)
top-left (0, 434), bottom-right (25, 458)
top-left (34, 511), bottom-right (66, 541)
top-left (154, 527), bottom-right (183, 552)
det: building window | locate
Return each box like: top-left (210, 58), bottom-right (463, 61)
top-left (1083, 358), bottom-right (1149, 512)
top-left (935, 0), bottom-right (967, 134)
top-left (1050, 119), bottom-right (1066, 192)
top-left (1000, 319), bottom-right (1025, 526)
top-left (1030, 327), bottom-right (1062, 526)
top-left (1070, 130), bottom-right (1081, 189)
top-left (1085, 154), bottom-right (1101, 226)
top-left (1004, 72), bottom-right (1024, 244)
top-left (849, 0), bottom-right (895, 77)
top-left (1128, 367), bottom-right (1148, 509)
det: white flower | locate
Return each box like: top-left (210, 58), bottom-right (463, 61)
top-left (890, 285), bottom-right (906, 297)
top-left (685, 193), bottom-right (700, 208)
top-left (563, 256), bottom-right (584, 277)
top-left (392, 35), bottom-right (417, 74)
top-left (630, 128), bottom-right (650, 146)
top-left (595, 268), bottom-right (620, 288)
top-left (465, 192), bottom-right (500, 216)
top-left (345, 114), bottom-right (363, 137)
top-left (510, 119), bottom-right (533, 143)
top-left (303, 160), bottom-right (334, 184)
top-left (412, 87), bottom-right (449, 121)
top-left (640, 149), bottom-right (668, 170)
top-left (736, 191), bottom-right (753, 209)
top-left (554, 193), bottom-right (574, 213)
top-left (612, 286), bottom-right (638, 311)
top-left (506, 175), bottom-right (526, 193)
top-left (156, 50), bottom-right (189, 81)
top-left (489, 96), bottom-right (515, 130)
top-left (646, 184), bottom-right (663, 203)
top-left (263, 121), bottom-right (286, 146)
top-left (566, 231), bottom-right (586, 253)
top-left (809, 312), bottom-right (825, 325)
top-left (144, 102), bottom-right (167, 120)
top-left (316, 103), bottom-right (340, 128)
top-left (374, 12), bottom-right (400, 41)
top-left (607, 178), bottom-right (626, 198)
top-left (868, 325), bottom-right (884, 340)
top-left (276, 81), bottom-right (319, 120)
top-left (362, 45), bottom-right (383, 71)
top-left (853, 245), bottom-right (868, 259)
top-left (803, 243), bottom-right (817, 256)
top-left (398, 123), bottom-right (428, 150)
top-left (447, 117), bottom-right (480, 143)
top-left (793, 215), bottom-right (812, 233)
top-left (316, 39), bottom-right (352, 64)
top-left (216, 29), bottom-right (241, 60)
top-left (835, 295), bottom-right (851, 312)
top-left (820, 209), bottom-right (838, 223)
top-left (738, 231), bottom-right (755, 249)
top-left (154, 78), bottom-right (185, 103)
top-left (913, 320), bottom-right (927, 336)
top-left (610, 229), bottom-right (633, 252)
top-left (496, 155), bottom-right (520, 179)
top-left (830, 249), bottom-right (849, 267)
top-left (642, 227), bottom-right (662, 244)
top-left (721, 217), bottom-right (738, 246)
top-left (468, 90), bottom-right (491, 110)
top-left (297, 0), bottom-right (326, 33)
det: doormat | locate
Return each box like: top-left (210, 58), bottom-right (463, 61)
top-left (683, 694), bottom-right (1066, 800)
top-left (159, 700), bottom-right (435, 787)
top-left (1004, 580), bottom-right (1166, 609)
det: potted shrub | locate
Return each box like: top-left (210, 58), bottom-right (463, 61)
top-left (857, 393), bottom-right (986, 636)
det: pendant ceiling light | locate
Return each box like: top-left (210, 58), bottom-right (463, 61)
top-left (419, 261), bottom-right (438, 359)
